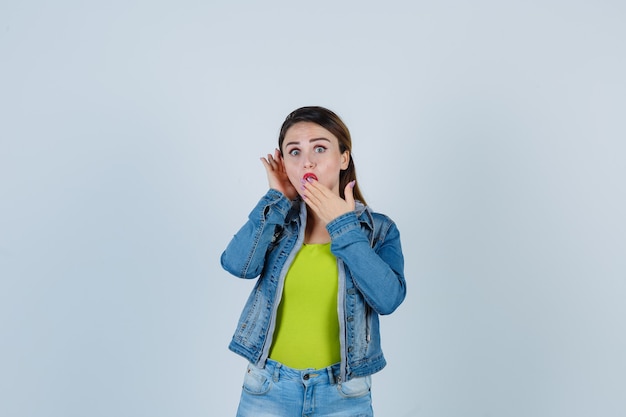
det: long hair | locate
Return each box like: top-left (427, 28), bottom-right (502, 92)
top-left (278, 106), bottom-right (366, 205)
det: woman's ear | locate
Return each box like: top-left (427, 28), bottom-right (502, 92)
top-left (340, 150), bottom-right (350, 170)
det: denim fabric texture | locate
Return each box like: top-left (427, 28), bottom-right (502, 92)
top-left (236, 359), bottom-right (373, 417)
top-left (221, 189), bottom-right (406, 382)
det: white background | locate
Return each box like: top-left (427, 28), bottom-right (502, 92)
top-left (1, 1), bottom-right (625, 416)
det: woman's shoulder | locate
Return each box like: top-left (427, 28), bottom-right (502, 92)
top-left (357, 203), bottom-right (398, 229)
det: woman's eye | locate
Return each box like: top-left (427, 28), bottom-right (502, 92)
top-left (314, 146), bottom-right (326, 153)
top-left (288, 149), bottom-right (300, 156)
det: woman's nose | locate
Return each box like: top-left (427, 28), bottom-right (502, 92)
top-left (303, 153), bottom-right (316, 168)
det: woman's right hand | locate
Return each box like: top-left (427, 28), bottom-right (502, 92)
top-left (260, 148), bottom-right (298, 200)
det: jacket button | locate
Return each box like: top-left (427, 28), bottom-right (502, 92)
top-left (348, 346), bottom-right (354, 352)
top-left (347, 316), bottom-right (354, 322)
top-left (347, 288), bottom-right (356, 295)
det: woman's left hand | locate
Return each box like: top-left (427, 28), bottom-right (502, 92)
top-left (300, 179), bottom-right (356, 225)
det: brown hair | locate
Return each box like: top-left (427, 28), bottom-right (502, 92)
top-left (278, 106), bottom-right (366, 205)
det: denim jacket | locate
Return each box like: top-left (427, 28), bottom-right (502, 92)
top-left (220, 189), bottom-right (406, 382)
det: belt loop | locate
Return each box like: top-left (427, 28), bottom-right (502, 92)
top-left (326, 366), bottom-right (336, 385)
top-left (273, 362), bottom-right (281, 383)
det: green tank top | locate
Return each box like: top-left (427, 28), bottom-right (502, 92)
top-left (269, 242), bottom-right (341, 369)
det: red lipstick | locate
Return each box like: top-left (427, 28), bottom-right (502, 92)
top-left (303, 173), bottom-right (318, 182)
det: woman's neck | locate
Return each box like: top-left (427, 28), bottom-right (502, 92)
top-left (305, 209), bottom-right (330, 244)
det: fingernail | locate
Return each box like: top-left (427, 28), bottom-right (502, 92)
top-left (350, 180), bottom-right (356, 188)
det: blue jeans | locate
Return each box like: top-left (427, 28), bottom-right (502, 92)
top-left (236, 359), bottom-right (374, 417)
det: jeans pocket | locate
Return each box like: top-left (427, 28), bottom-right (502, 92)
top-left (242, 364), bottom-right (272, 395)
top-left (337, 375), bottom-right (372, 398)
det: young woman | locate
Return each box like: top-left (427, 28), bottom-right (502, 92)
top-left (221, 106), bottom-right (406, 416)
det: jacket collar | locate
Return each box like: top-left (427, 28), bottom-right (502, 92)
top-left (287, 198), bottom-right (374, 230)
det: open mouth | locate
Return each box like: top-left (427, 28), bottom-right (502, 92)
top-left (303, 173), bottom-right (318, 182)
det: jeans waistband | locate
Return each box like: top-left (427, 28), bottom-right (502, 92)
top-left (264, 359), bottom-right (342, 385)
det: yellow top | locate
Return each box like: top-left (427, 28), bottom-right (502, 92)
top-left (269, 243), bottom-right (341, 369)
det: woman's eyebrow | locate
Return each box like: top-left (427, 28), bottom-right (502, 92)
top-left (284, 137), bottom-right (331, 147)
top-left (310, 137), bottom-right (331, 144)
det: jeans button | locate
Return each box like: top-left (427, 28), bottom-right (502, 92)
top-left (303, 374), bottom-right (310, 380)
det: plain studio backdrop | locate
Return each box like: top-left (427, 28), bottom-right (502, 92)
top-left (1, 1), bottom-right (624, 416)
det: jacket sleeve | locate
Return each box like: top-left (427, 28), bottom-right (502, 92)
top-left (327, 211), bottom-right (406, 315)
top-left (220, 189), bottom-right (293, 279)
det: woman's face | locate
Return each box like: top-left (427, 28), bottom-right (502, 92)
top-left (281, 122), bottom-right (350, 196)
